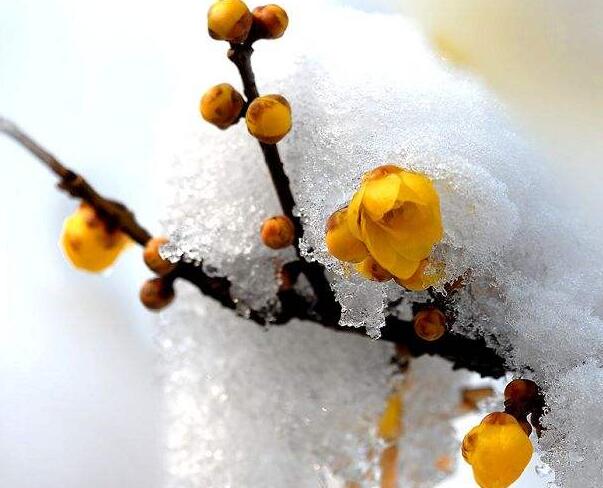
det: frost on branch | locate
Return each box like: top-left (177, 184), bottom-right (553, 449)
top-left (159, 1), bottom-right (603, 486)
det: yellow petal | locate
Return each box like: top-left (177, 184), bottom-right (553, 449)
top-left (378, 202), bottom-right (441, 261)
top-left (325, 208), bottom-right (369, 263)
top-left (347, 185), bottom-right (366, 240)
top-left (355, 255), bottom-right (393, 282)
top-left (361, 217), bottom-right (421, 280)
top-left (361, 173), bottom-right (402, 220)
top-left (401, 171), bottom-right (440, 206)
top-left (396, 258), bottom-right (444, 291)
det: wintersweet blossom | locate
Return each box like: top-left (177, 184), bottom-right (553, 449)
top-left (326, 165), bottom-right (443, 288)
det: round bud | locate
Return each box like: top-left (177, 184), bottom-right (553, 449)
top-left (143, 236), bottom-right (176, 275)
top-left (207, 0), bottom-right (253, 43)
top-left (60, 203), bottom-right (130, 273)
top-left (325, 207), bottom-right (369, 263)
top-left (140, 278), bottom-right (175, 311)
top-left (245, 94), bottom-right (292, 144)
top-left (355, 255), bottom-right (393, 282)
top-left (252, 4), bottom-right (288, 39)
top-left (260, 215), bottom-right (295, 249)
top-left (504, 379), bottom-right (539, 411)
top-left (200, 84), bottom-right (245, 129)
top-left (462, 412), bottom-right (533, 488)
top-left (413, 307), bottom-right (446, 341)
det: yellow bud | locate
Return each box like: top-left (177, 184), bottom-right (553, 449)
top-left (355, 255), bottom-right (393, 282)
top-left (325, 207), bottom-right (369, 263)
top-left (143, 236), bottom-right (176, 276)
top-left (200, 83), bottom-right (245, 129)
top-left (140, 278), bottom-right (175, 311)
top-left (413, 307), bottom-right (446, 341)
top-left (60, 203), bottom-right (130, 273)
top-left (462, 412), bottom-right (533, 488)
top-left (246, 94), bottom-right (291, 144)
top-left (252, 4), bottom-right (288, 39)
top-left (207, 0), bottom-right (253, 43)
top-left (260, 215), bottom-right (295, 249)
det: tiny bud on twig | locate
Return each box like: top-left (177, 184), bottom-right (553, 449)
top-left (143, 236), bottom-right (176, 275)
top-left (260, 215), bottom-right (295, 249)
top-left (140, 278), bottom-right (175, 311)
top-left (207, 0), bottom-right (253, 43)
top-left (246, 94), bottom-right (292, 144)
top-left (200, 84), bottom-right (245, 129)
top-left (252, 4), bottom-right (288, 40)
top-left (413, 307), bottom-right (446, 341)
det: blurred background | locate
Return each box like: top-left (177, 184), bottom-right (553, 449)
top-left (0, 0), bottom-right (600, 487)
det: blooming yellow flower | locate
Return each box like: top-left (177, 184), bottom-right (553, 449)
top-left (326, 165), bottom-right (443, 288)
top-left (61, 203), bottom-right (130, 272)
top-left (462, 412), bottom-right (533, 488)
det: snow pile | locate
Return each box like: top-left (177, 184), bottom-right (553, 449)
top-left (160, 0), bottom-right (603, 486)
top-left (159, 283), bottom-right (395, 488)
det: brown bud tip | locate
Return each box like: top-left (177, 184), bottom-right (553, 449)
top-left (207, 0), bottom-right (253, 43)
top-left (200, 83), bottom-right (245, 129)
top-left (143, 237), bottom-right (176, 276)
top-left (252, 4), bottom-right (288, 40)
top-left (140, 278), bottom-right (175, 311)
top-left (260, 215), bottom-right (295, 249)
top-left (504, 379), bottom-right (539, 409)
top-left (413, 307), bottom-right (446, 341)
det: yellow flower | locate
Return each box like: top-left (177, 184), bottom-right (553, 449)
top-left (462, 412), bottom-right (533, 488)
top-left (61, 203), bottom-right (130, 272)
top-left (326, 165), bottom-right (443, 287)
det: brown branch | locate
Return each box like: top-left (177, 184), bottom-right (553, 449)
top-left (227, 42), bottom-right (341, 321)
top-left (0, 117), bottom-right (152, 246)
top-left (0, 117), bottom-right (507, 378)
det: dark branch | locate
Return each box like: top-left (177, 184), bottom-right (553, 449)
top-left (0, 115), bottom-right (507, 377)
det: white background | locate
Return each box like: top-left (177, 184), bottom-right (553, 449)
top-left (0, 0), bottom-right (601, 487)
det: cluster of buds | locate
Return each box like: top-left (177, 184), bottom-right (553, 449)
top-left (202, 0), bottom-right (292, 145)
top-left (462, 379), bottom-right (542, 488)
top-left (140, 236), bottom-right (177, 311)
top-left (207, 0), bottom-right (288, 43)
top-left (203, 1), bottom-right (295, 251)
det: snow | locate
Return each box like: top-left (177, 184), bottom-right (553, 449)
top-left (159, 0), bottom-right (603, 485)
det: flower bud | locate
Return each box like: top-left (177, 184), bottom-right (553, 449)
top-left (245, 94), bottom-right (291, 144)
top-left (260, 215), bottom-right (295, 249)
top-left (355, 255), bottom-right (393, 282)
top-left (207, 0), bottom-right (253, 43)
top-left (413, 307), bottom-right (446, 341)
top-left (143, 236), bottom-right (176, 275)
top-left (462, 412), bottom-right (533, 488)
top-left (325, 207), bottom-right (369, 263)
top-left (60, 203), bottom-right (130, 273)
top-left (200, 83), bottom-right (245, 129)
top-left (140, 278), bottom-right (175, 311)
top-left (252, 4), bottom-right (288, 39)
top-left (504, 379), bottom-right (538, 410)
